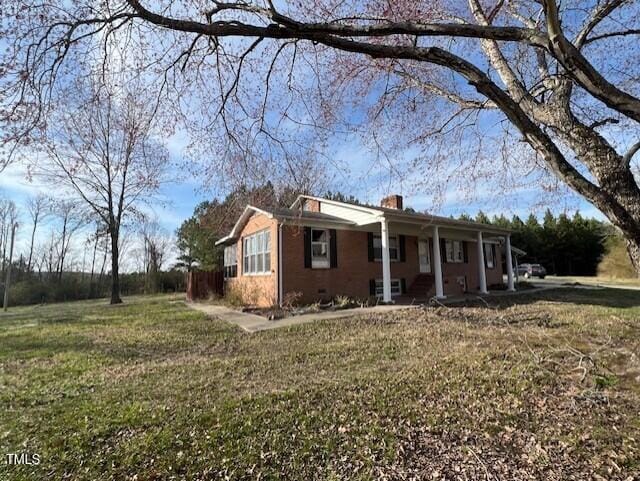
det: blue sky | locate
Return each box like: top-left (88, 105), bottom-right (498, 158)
top-left (0, 125), bottom-right (605, 255)
top-left (0, 111), bottom-right (606, 276)
top-left (0, 3), bottom-right (616, 261)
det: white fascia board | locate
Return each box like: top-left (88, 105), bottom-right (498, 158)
top-left (383, 212), bottom-right (510, 235)
top-left (220, 205), bottom-right (274, 244)
top-left (289, 195), bottom-right (304, 209)
top-left (214, 235), bottom-right (231, 246)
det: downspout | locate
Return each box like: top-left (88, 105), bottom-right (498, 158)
top-left (278, 223), bottom-right (283, 307)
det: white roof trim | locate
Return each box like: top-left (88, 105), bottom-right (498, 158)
top-left (290, 194), bottom-right (510, 233)
top-left (215, 235), bottom-right (231, 246)
top-left (214, 205), bottom-right (273, 246)
top-left (291, 194), bottom-right (382, 216)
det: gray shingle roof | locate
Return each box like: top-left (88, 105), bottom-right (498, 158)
top-left (271, 207), bottom-right (356, 225)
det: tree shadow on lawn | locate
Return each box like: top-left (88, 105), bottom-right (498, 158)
top-left (464, 286), bottom-right (640, 310)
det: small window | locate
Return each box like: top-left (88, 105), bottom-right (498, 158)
top-left (242, 229), bottom-right (271, 275)
top-left (373, 235), bottom-right (399, 261)
top-left (224, 244), bottom-right (237, 278)
top-left (445, 240), bottom-right (464, 263)
top-left (375, 279), bottom-right (402, 297)
top-left (484, 242), bottom-right (495, 269)
top-left (311, 228), bottom-right (330, 268)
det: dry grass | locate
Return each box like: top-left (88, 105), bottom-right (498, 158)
top-left (0, 290), bottom-right (639, 480)
top-left (542, 274), bottom-right (640, 287)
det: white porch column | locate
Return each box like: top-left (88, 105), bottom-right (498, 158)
top-left (477, 231), bottom-right (488, 294)
top-left (380, 218), bottom-right (392, 303)
top-left (432, 225), bottom-right (445, 299)
top-left (505, 234), bottom-right (515, 291)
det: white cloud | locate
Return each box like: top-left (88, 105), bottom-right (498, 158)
top-left (0, 162), bottom-right (48, 198)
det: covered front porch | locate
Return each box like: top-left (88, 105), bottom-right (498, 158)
top-left (372, 215), bottom-right (515, 303)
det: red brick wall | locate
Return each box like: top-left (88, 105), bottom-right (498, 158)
top-left (281, 226), bottom-right (505, 302)
top-left (226, 218), bottom-right (505, 306)
top-left (281, 226), bottom-right (421, 303)
top-left (225, 213), bottom-right (279, 307)
top-left (486, 244), bottom-right (504, 287)
top-left (302, 199), bottom-right (321, 212)
top-left (441, 240), bottom-right (504, 295)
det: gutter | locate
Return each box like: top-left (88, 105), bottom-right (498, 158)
top-left (278, 222), bottom-right (283, 307)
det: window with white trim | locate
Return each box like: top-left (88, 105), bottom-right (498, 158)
top-left (484, 242), bottom-right (495, 269)
top-left (445, 240), bottom-right (464, 263)
top-left (373, 235), bottom-right (399, 261)
top-left (224, 244), bottom-right (237, 278)
top-left (242, 230), bottom-right (271, 275)
top-left (311, 228), bottom-right (330, 268)
top-left (375, 279), bottom-right (402, 297)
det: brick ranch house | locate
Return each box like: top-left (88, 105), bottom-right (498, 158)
top-left (216, 194), bottom-right (516, 307)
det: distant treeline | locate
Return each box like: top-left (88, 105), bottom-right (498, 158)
top-left (1, 267), bottom-right (186, 307)
top-left (460, 210), bottom-right (609, 276)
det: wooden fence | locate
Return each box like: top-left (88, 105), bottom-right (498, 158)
top-left (186, 271), bottom-right (224, 301)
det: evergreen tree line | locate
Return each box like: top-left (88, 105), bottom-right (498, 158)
top-left (461, 210), bottom-right (610, 276)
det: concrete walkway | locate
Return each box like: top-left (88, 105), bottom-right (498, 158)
top-left (186, 282), bottom-right (597, 332)
top-left (186, 302), bottom-right (418, 333)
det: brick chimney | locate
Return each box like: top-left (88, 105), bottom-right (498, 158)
top-left (380, 194), bottom-right (403, 210)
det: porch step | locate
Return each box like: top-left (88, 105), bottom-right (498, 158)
top-left (407, 274), bottom-right (435, 297)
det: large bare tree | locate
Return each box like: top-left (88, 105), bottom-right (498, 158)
top-left (30, 78), bottom-right (169, 304)
top-left (1, 1), bottom-right (640, 273)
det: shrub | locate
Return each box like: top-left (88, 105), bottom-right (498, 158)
top-left (223, 284), bottom-right (246, 307)
top-left (282, 291), bottom-right (302, 310)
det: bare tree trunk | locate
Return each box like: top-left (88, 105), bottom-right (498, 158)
top-left (98, 240), bottom-right (108, 294)
top-left (109, 230), bottom-right (122, 304)
top-left (27, 212), bottom-right (39, 273)
top-left (3, 223), bottom-right (17, 312)
top-left (626, 237), bottom-right (640, 278)
top-left (1, 224), bottom-right (7, 279)
top-left (57, 216), bottom-right (68, 281)
top-left (88, 233), bottom-right (98, 299)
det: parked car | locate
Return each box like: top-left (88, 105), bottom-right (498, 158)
top-left (517, 263), bottom-right (547, 279)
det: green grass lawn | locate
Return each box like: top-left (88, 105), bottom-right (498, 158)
top-left (1, 290), bottom-right (639, 480)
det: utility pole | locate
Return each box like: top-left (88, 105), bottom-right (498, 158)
top-left (3, 222), bottom-right (17, 312)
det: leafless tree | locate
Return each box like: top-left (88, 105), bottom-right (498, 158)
top-left (2, 1), bottom-right (640, 274)
top-left (139, 219), bottom-right (172, 294)
top-left (25, 194), bottom-right (49, 273)
top-left (0, 199), bottom-right (19, 279)
top-left (85, 223), bottom-right (109, 298)
top-left (48, 200), bottom-right (86, 280)
top-left (29, 78), bottom-right (170, 304)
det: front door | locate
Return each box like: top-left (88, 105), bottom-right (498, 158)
top-left (418, 239), bottom-right (431, 273)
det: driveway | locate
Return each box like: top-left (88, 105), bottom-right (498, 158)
top-left (525, 275), bottom-right (640, 291)
top-left (186, 302), bottom-right (418, 333)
